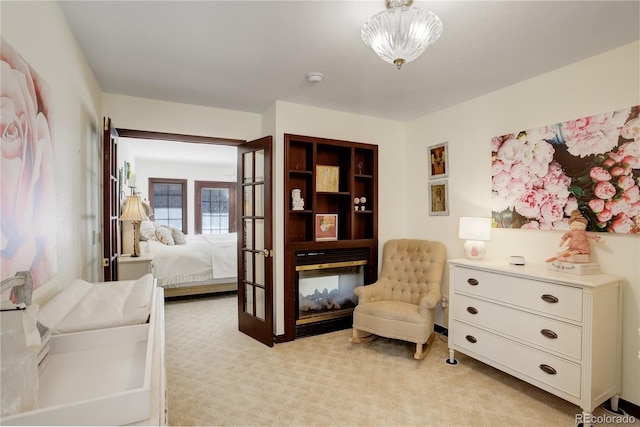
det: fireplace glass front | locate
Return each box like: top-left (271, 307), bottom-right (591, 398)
top-left (296, 261), bottom-right (365, 325)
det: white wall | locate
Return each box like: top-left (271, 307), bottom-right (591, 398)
top-left (2, 1), bottom-right (104, 302)
top-left (406, 41), bottom-right (640, 405)
top-left (103, 94), bottom-right (263, 141)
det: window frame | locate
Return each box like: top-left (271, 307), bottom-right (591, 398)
top-left (194, 180), bottom-right (237, 234)
top-left (149, 177), bottom-right (188, 233)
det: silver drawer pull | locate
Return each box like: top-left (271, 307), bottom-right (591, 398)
top-left (539, 364), bottom-right (557, 375)
top-left (541, 294), bottom-right (559, 303)
top-left (465, 335), bottom-right (477, 344)
top-left (467, 278), bottom-right (479, 286)
top-left (540, 329), bottom-right (558, 339)
top-left (466, 306), bottom-right (478, 315)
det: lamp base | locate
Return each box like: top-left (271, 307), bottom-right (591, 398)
top-left (464, 240), bottom-right (486, 260)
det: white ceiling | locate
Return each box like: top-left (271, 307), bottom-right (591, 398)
top-left (60, 0), bottom-right (639, 124)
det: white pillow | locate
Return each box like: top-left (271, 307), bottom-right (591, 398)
top-left (172, 227), bottom-right (187, 245)
top-left (155, 226), bottom-right (175, 245)
top-left (139, 220), bottom-right (157, 241)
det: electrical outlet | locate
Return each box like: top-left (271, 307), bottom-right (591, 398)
top-left (441, 295), bottom-right (448, 308)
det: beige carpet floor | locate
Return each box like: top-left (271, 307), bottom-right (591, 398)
top-left (164, 294), bottom-right (634, 427)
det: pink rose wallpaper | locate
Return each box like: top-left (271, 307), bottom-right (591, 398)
top-left (492, 105), bottom-right (640, 234)
top-left (1, 38), bottom-right (57, 289)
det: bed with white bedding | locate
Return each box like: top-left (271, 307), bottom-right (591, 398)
top-left (139, 231), bottom-right (238, 298)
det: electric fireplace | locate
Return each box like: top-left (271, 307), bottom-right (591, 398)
top-left (295, 248), bottom-right (371, 337)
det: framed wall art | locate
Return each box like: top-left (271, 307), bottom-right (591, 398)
top-left (429, 181), bottom-right (449, 216)
top-left (316, 165), bottom-right (339, 192)
top-left (428, 141), bottom-right (449, 180)
top-left (315, 214), bottom-right (338, 241)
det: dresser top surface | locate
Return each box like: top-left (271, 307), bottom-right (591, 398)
top-left (448, 258), bottom-right (624, 287)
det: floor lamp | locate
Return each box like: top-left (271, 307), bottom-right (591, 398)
top-left (119, 194), bottom-right (148, 257)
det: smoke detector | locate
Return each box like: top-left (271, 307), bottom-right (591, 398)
top-left (306, 72), bottom-right (323, 83)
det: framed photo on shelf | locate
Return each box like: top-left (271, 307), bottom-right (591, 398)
top-left (427, 141), bottom-right (448, 180)
top-left (315, 214), bottom-right (338, 241)
top-left (428, 181), bottom-right (449, 216)
top-left (316, 165), bottom-right (339, 192)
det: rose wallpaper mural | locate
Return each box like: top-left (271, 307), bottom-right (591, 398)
top-left (492, 105), bottom-right (640, 234)
top-left (1, 38), bottom-right (57, 289)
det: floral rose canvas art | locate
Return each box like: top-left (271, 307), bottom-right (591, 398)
top-left (492, 106), bottom-right (640, 234)
top-left (1, 38), bottom-right (57, 289)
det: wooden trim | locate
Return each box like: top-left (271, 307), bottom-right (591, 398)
top-left (117, 128), bottom-right (245, 146)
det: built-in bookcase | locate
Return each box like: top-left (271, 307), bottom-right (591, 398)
top-left (283, 134), bottom-right (378, 340)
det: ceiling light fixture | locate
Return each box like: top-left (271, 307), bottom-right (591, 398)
top-left (361, 0), bottom-right (443, 70)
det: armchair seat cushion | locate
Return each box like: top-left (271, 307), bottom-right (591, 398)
top-left (354, 301), bottom-right (433, 344)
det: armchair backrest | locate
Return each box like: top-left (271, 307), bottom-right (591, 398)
top-left (378, 239), bottom-right (446, 305)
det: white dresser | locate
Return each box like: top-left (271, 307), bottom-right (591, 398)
top-left (448, 258), bottom-right (622, 422)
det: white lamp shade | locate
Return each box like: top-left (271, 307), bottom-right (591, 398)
top-left (459, 217), bottom-right (491, 260)
top-left (119, 195), bottom-right (148, 222)
top-left (458, 217), bottom-right (491, 241)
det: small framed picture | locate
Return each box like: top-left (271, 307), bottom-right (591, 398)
top-left (316, 165), bottom-right (340, 192)
top-left (315, 214), bottom-right (338, 241)
top-left (428, 141), bottom-right (449, 180)
top-left (429, 181), bottom-right (449, 216)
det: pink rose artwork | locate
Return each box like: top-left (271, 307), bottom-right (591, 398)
top-left (492, 105), bottom-right (640, 234)
top-left (1, 38), bottom-right (57, 289)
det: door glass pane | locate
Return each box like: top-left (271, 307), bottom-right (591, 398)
top-left (254, 218), bottom-right (264, 251)
top-left (245, 283), bottom-right (254, 315)
top-left (244, 219), bottom-right (254, 250)
top-left (244, 251), bottom-right (254, 283)
top-left (255, 149), bottom-right (264, 182)
top-left (254, 184), bottom-right (264, 216)
top-left (255, 287), bottom-right (265, 320)
top-left (243, 152), bottom-right (253, 183)
top-left (255, 252), bottom-right (264, 286)
top-left (243, 186), bottom-right (253, 216)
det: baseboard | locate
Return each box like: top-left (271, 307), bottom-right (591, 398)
top-left (434, 324), bottom-right (448, 336)
top-left (433, 325), bottom-right (639, 417)
top-left (614, 399), bottom-right (640, 418)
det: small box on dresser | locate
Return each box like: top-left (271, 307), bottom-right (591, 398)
top-left (447, 258), bottom-right (622, 423)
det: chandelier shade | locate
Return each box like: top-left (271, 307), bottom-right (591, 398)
top-left (361, 1), bottom-right (443, 69)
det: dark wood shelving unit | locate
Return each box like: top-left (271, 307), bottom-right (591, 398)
top-left (283, 134), bottom-right (378, 341)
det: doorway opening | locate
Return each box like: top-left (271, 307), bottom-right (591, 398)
top-left (116, 129), bottom-right (243, 299)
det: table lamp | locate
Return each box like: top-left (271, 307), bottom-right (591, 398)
top-left (119, 194), bottom-right (148, 257)
top-left (458, 217), bottom-right (491, 260)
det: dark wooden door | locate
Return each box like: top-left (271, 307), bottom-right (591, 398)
top-left (237, 136), bottom-right (274, 346)
top-left (102, 117), bottom-right (119, 281)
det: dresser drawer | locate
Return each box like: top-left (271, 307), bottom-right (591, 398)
top-left (453, 294), bottom-right (582, 360)
top-left (453, 267), bottom-right (583, 321)
top-left (451, 321), bottom-right (581, 399)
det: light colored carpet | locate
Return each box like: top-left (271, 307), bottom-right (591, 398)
top-left (164, 294), bottom-right (631, 427)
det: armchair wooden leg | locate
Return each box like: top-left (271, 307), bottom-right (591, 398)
top-left (414, 332), bottom-right (436, 360)
top-left (348, 328), bottom-right (376, 343)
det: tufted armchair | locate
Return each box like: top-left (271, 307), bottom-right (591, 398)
top-left (349, 239), bottom-right (446, 359)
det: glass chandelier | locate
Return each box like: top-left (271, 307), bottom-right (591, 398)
top-left (361, 0), bottom-right (443, 70)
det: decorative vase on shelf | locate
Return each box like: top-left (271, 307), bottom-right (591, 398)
top-left (291, 189), bottom-right (304, 211)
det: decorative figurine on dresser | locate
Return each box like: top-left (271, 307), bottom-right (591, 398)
top-left (291, 189), bottom-right (305, 211)
top-left (545, 210), bottom-right (604, 275)
top-left (447, 258), bottom-right (623, 427)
